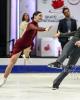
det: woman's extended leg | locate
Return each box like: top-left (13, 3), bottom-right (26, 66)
top-left (0, 51), bottom-right (21, 86)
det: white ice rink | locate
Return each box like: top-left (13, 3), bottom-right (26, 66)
top-left (0, 58), bottom-right (80, 100)
top-left (0, 73), bottom-right (80, 100)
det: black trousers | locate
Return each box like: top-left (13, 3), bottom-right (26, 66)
top-left (53, 47), bottom-right (80, 87)
top-left (59, 37), bottom-right (68, 49)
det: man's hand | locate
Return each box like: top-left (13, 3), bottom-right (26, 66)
top-left (53, 31), bottom-right (60, 38)
top-left (75, 41), bottom-right (80, 47)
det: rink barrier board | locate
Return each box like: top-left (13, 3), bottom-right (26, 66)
top-left (0, 65), bottom-right (80, 73)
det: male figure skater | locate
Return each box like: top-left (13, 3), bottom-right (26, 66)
top-left (48, 27), bottom-right (80, 89)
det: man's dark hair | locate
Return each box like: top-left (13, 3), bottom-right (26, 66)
top-left (62, 7), bottom-right (69, 13)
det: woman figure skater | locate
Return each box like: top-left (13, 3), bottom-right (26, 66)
top-left (0, 11), bottom-right (50, 87)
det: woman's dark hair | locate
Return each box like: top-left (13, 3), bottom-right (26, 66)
top-left (62, 7), bottom-right (69, 13)
top-left (31, 11), bottom-right (42, 20)
top-left (22, 13), bottom-right (30, 22)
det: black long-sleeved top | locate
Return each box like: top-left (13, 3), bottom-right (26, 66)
top-left (60, 27), bottom-right (80, 42)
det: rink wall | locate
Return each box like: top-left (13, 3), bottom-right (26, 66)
top-left (0, 65), bottom-right (80, 73)
top-left (0, 58), bottom-right (80, 73)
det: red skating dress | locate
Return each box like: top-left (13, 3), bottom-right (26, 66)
top-left (11, 21), bottom-right (45, 56)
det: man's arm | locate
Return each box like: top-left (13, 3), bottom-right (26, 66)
top-left (59, 31), bottom-right (76, 37)
top-left (54, 27), bottom-right (80, 38)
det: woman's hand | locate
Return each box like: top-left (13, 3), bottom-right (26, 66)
top-left (45, 26), bottom-right (52, 31)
